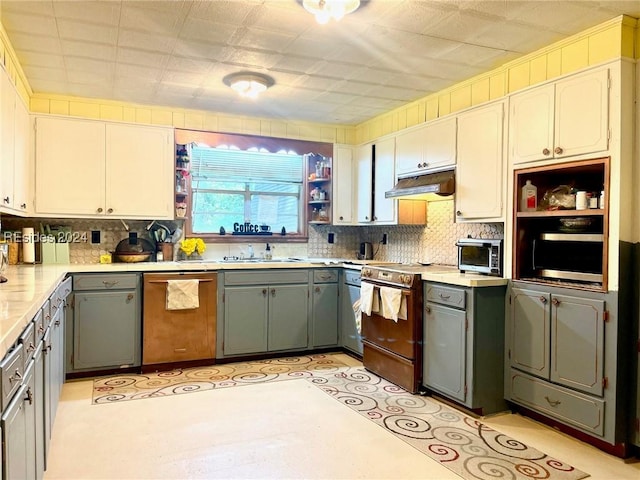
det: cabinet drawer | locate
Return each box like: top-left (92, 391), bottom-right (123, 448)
top-left (224, 270), bottom-right (308, 286)
top-left (33, 309), bottom-right (45, 341)
top-left (73, 273), bottom-right (139, 291)
top-left (57, 276), bottom-right (72, 299)
top-left (510, 369), bottom-right (604, 436)
top-left (0, 345), bottom-right (24, 411)
top-left (313, 269), bottom-right (338, 283)
top-left (18, 322), bottom-right (36, 367)
top-left (343, 270), bottom-right (361, 286)
top-left (426, 284), bottom-right (466, 309)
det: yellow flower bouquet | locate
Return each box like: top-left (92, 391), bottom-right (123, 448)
top-left (180, 238), bottom-right (206, 257)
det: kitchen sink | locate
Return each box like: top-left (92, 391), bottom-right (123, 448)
top-left (216, 258), bottom-right (294, 263)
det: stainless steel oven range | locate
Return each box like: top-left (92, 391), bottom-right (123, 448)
top-left (360, 266), bottom-right (423, 393)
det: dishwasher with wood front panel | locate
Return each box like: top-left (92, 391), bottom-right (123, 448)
top-left (142, 272), bottom-right (217, 369)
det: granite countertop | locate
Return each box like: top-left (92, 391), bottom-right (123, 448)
top-left (0, 259), bottom-right (507, 356)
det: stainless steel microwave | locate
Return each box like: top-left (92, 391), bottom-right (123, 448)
top-left (456, 238), bottom-right (503, 276)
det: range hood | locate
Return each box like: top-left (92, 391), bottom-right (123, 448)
top-left (385, 169), bottom-right (455, 200)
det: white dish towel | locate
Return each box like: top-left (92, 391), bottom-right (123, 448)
top-left (379, 286), bottom-right (407, 322)
top-left (359, 282), bottom-right (379, 316)
top-left (166, 279), bottom-right (200, 310)
top-left (352, 298), bottom-right (362, 334)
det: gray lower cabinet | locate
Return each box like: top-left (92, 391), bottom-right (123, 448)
top-left (221, 270), bottom-right (309, 357)
top-left (340, 270), bottom-right (362, 355)
top-left (423, 282), bottom-right (507, 415)
top-left (505, 281), bottom-right (631, 448)
top-left (311, 269), bottom-right (339, 348)
top-left (68, 274), bottom-right (141, 372)
top-left (1, 355), bottom-right (35, 480)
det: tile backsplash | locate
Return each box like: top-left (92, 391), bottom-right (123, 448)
top-left (1, 200), bottom-right (502, 265)
top-left (308, 200), bottom-right (503, 265)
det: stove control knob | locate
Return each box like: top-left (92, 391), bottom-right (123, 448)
top-left (401, 274), bottom-right (411, 284)
top-left (362, 269), bottom-right (371, 278)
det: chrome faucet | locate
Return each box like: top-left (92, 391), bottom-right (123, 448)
top-left (247, 244), bottom-right (254, 259)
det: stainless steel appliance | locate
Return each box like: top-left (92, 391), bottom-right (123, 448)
top-left (385, 169), bottom-right (455, 199)
top-left (456, 237), bottom-right (502, 276)
top-left (532, 232), bottom-right (604, 283)
top-left (360, 265), bottom-right (422, 393)
top-left (358, 242), bottom-right (373, 260)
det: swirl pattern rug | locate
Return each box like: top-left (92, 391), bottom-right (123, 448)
top-left (92, 353), bottom-right (348, 404)
top-left (93, 358), bottom-right (588, 480)
top-left (309, 368), bottom-right (589, 480)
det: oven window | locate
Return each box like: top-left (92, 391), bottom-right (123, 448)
top-left (460, 246), bottom-right (489, 267)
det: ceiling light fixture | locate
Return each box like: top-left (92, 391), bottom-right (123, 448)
top-left (223, 72), bottom-right (274, 99)
top-left (302, 0), bottom-right (361, 24)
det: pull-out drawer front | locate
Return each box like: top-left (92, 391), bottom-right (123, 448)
top-left (74, 274), bottom-right (139, 291)
top-left (0, 345), bottom-right (25, 411)
top-left (18, 322), bottom-right (37, 366)
top-left (510, 369), bottom-right (604, 436)
top-left (426, 284), bottom-right (466, 309)
top-left (57, 276), bottom-right (72, 300)
top-left (224, 270), bottom-right (308, 286)
top-left (313, 269), bottom-right (338, 283)
top-left (33, 309), bottom-right (45, 341)
top-left (344, 270), bottom-right (361, 286)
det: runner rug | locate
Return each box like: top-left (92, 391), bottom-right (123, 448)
top-left (92, 353), bottom-right (348, 403)
top-left (92, 356), bottom-right (589, 480)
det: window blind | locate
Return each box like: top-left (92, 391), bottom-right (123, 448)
top-left (191, 147), bottom-right (304, 183)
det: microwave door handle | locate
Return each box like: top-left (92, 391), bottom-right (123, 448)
top-left (532, 238), bottom-right (537, 270)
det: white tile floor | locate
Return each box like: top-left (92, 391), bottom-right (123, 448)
top-left (45, 355), bottom-right (640, 479)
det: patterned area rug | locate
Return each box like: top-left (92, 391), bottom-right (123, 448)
top-left (310, 368), bottom-right (589, 480)
top-left (92, 356), bottom-right (589, 480)
top-left (92, 353), bottom-right (348, 404)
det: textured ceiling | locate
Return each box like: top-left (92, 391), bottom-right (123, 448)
top-left (1, 0), bottom-right (638, 125)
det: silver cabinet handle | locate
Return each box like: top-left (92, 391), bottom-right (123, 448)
top-left (439, 293), bottom-right (450, 300)
top-left (103, 280), bottom-right (119, 288)
top-left (545, 396), bottom-right (561, 407)
top-left (97, 207), bottom-right (103, 213)
top-left (24, 387), bottom-right (33, 405)
top-left (3, 196), bottom-right (9, 204)
top-left (271, 288), bottom-right (276, 297)
top-left (542, 148), bottom-right (550, 156)
top-left (539, 296), bottom-right (547, 304)
top-left (552, 297), bottom-right (560, 306)
top-left (262, 289), bottom-right (267, 296)
top-left (126, 293), bottom-right (134, 302)
top-left (20, 203), bottom-right (26, 209)
top-left (456, 210), bottom-right (462, 216)
top-left (554, 146), bottom-right (563, 155)
top-left (10, 370), bottom-right (22, 382)
top-left (425, 306), bottom-right (431, 314)
top-left (107, 208), bottom-right (114, 214)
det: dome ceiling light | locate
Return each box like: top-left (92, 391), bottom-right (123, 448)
top-left (223, 72), bottom-right (275, 99)
top-left (302, 0), bottom-right (361, 24)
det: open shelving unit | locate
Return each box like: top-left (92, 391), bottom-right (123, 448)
top-left (512, 157), bottom-right (609, 291)
top-left (305, 153), bottom-right (332, 225)
top-left (175, 144), bottom-right (190, 220)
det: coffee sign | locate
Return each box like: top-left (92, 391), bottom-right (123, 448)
top-left (233, 222), bottom-right (260, 233)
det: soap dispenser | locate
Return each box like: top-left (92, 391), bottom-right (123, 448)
top-left (265, 243), bottom-right (272, 260)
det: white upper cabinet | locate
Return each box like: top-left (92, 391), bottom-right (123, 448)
top-left (395, 117), bottom-right (456, 178)
top-left (332, 144), bottom-right (355, 225)
top-left (1, 67), bottom-right (31, 215)
top-left (35, 116), bottom-right (174, 219)
top-left (456, 101), bottom-right (505, 221)
top-left (373, 137), bottom-right (396, 224)
top-left (105, 123), bottom-right (173, 219)
top-left (509, 68), bottom-right (609, 164)
top-left (35, 117), bottom-right (106, 216)
top-left (0, 68), bottom-right (16, 210)
top-left (355, 143), bottom-right (373, 223)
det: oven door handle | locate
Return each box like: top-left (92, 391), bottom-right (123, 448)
top-left (360, 282), bottom-right (411, 296)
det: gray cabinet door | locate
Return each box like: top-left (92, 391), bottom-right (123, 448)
top-left (2, 384), bottom-right (28, 480)
top-left (224, 286), bottom-right (268, 355)
top-left (34, 343), bottom-right (44, 480)
top-left (42, 327), bottom-right (51, 463)
top-left (312, 283), bottom-right (338, 348)
top-left (340, 283), bottom-right (363, 355)
top-left (509, 288), bottom-right (550, 379)
top-left (49, 306), bottom-right (63, 441)
top-left (550, 294), bottom-right (604, 396)
top-left (268, 285), bottom-right (308, 351)
top-left (424, 303), bottom-right (466, 402)
top-left (73, 290), bottom-right (138, 370)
